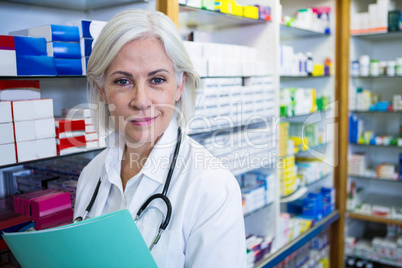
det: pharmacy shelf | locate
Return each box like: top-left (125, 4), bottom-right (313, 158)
top-left (348, 174), bottom-right (402, 184)
top-left (301, 245), bottom-right (329, 268)
top-left (350, 143), bottom-right (402, 149)
top-left (0, 147), bottom-right (106, 169)
top-left (280, 173), bottom-right (332, 203)
top-left (281, 143), bottom-right (329, 159)
top-left (347, 212), bottom-right (402, 225)
top-left (255, 211), bottom-right (339, 268)
top-left (2, 0), bottom-right (145, 11)
top-left (350, 110), bottom-right (402, 114)
top-left (280, 24), bottom-right (330, 39)
top-left (280, 110), bottom-right (329, 120)
top-left (244, 201), bottom-right (274, 218)
top-left (346, 255), bottom-right (402, 268)
top-left (351, 31), bottom-right (402, 40)
top-left (351, 75), bottom-right (402, 79)
top-left (280, 75), bottom-right (331, 78)
top-left (179, 5), bottom-right (267, 31)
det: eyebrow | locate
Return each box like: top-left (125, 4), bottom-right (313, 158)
top-left (148, 68), bottom-right (169, 77)
top-left (110, 68), bottom-right (169, 78)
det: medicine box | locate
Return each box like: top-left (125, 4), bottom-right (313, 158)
top-left (12, 99), bottom-right (54, 122)
top-left (10, 24), bottom-right (80, 42)
top-left (14, 118), bottom-right (56, 142)
top-left (0, 101), bottom-right (12, 123)
top-left (0, 80), bottom-right (40, 101)
top-left (14, 36), bottom-right (47, 56)
top-left (47, 42), bottom-right (81, 59)
top-left (0, 143), bottom-right (16, 165)
top-left (16, 138), bottom-right (57, 162)
top-left (16, 55), bottom-right (57, 76)
top-left (67, 19), bottom-right (107, 39)
top-left (0, 123), bottom-right (14, 145)
top-left (0, 36), bottom-right (17, 76)
top-left (54, 58), bottom-right (83, 75)
top-left (30, 191), bottom-right (71, 219)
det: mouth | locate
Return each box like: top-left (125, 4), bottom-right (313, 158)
top-left (130, 116), bottom-right (158, 127)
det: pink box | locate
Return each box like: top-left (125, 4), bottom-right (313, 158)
top-left (30, 191), bottom-right (71, 219)
top-left (34, 208), bottom-right (73, 230)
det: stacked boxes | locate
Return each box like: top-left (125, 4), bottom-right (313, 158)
top-left (279, 155), bottom-right (297, 196)
top-left (62, 108), bottom-right (104, 149)
top-left (0, 101), bottom-right (17, 165)
top-left (279, 122), bottom-right (289, 157)
top-left (0, 80), bottom-right (56, 165)
top-left (240, 170), bottom-right (276, 214)
top-left (350, 0), bottom-right (397, 35)
top-left (183, 41), bottom-right (270, 77)
top-left (14, 36), bottom-right (56, 76)
top-left (55, 118), bottom-right (87, 155)
top-left (67, 20), bottom-right (107, 75)
top-left (0, 36), bottom-right (17, 76)
top-left (13, 98), bottom-right (56, 162)
top-left (10, 25), bottom-right (82, 75)
top-left (13, 189), bottom-right (73, 230)
top-left (190, 77), bottom-right (274, 134)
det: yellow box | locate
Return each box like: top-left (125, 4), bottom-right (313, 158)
top-left (217, 0), bottom-right (230, 14)
top-left (243, 5), bottom-right (259, 19)
top-left (231, 2), bottom-right (244, 16)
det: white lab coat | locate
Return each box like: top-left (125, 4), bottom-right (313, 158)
top-left (74, 119), bottom-right (247, 267)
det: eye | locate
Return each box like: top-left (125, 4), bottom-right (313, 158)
top-left (114, 78), bottom-right (131, 86)
top-left (151, 77), bottom-right (166, 85)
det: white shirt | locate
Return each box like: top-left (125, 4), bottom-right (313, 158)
top-left (74, 119), bottom-right (247, 268)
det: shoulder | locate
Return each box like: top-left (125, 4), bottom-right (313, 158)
top-left (77, 148), bottom-right (108, 188)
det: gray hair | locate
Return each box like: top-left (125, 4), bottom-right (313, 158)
top-left (87, 9), bottom-right (199, 134)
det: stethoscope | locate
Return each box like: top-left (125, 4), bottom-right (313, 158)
top-left (74, 127), bottom-right (182, 251)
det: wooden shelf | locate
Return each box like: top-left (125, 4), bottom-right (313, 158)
top-left (0, 148), bottom-right (106, 169)
top-left (347, 212), bottom-right (402, 225)
top-left (255, 211), bottom-right (339, 268)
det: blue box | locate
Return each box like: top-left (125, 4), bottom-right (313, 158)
top-left (16, 56), bottom-right (56, 76)
top-left (54, 59), bottom-right (82, 75)
top-left (68, 20), bottom-right (107, 39)
top-left (47, 42), bottom-right (81, 59)
top-left (14, 36), bottom-right (47, 56)
top-left (80, 38), bottom-right (93, 57)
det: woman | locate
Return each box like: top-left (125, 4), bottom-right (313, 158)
top-left (74, 9), bottom-right (246, 267)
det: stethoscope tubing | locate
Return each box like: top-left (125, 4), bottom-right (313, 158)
top-left (74, 127), bottom-right (182, 248)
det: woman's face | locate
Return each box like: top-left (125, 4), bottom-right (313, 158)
top-left (101, 37), bottom-right (184, 146)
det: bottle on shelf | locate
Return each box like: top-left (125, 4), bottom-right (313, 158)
top-left (306, 52), bottom-right (313, 76)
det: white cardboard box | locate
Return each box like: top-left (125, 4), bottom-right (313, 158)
top-left (0, 123), bottom-right (14, 145)
top-left (16, 137), bottom-right (56, 162)
top-left (0, 50), bottom-right (17, 76)
top-left (0, 101), bottom-right (12, 123)
top-left (12, 99), bottom-right (53, 122)
top-left (14, 118), bottom-right (55, 142)
top-left (0, 143), bottom-right (16, 165)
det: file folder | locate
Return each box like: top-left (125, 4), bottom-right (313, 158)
top-left (3, 209), bottom-right (157, 268)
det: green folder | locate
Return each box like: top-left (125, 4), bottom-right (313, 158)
top-left (3, 209), bottom-right (157, 268)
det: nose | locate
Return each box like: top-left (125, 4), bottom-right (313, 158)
top-left (129, 83), bottom-right (151, 110)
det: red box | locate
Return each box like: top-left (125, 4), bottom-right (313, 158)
top-left (30, 191), bottom-right (71, 219)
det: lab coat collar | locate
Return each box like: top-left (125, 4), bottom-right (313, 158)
top-left (141, 119), bottom-right (179, 185)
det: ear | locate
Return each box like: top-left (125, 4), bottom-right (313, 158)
top-left (97, 84), bottom-right (108, 104)
top-left (175, 72), bottom-right (186, 101)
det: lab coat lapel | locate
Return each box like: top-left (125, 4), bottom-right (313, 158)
top-left (93, 167), bottom-right (112, 217)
